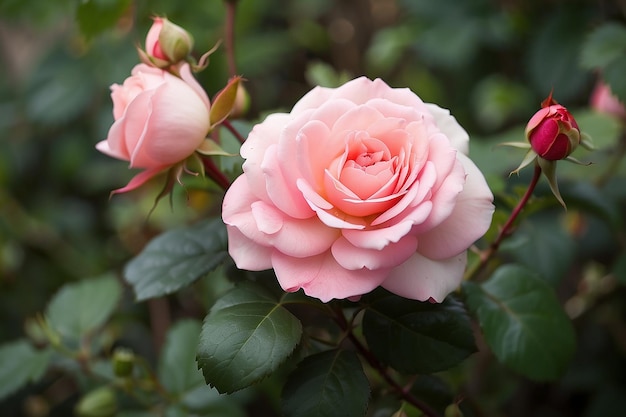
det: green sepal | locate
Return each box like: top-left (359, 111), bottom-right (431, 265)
top-left (210, 77), bottom-right (242, 126)
top-left (510, 149), bottom-right (537, 176)
top-left (195, 138), bottom-right (238, 157)
top-left (580, 131), bottom-right (596, 150)
top-left (537, 158), bottom-right (566, 209)
top-left (191, 41), bottom-right (222, 72)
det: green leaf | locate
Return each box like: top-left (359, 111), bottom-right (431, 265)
top-left (75, 0), bottom-right (132, 40)
top-left (362, 293), bottom-right (476, 374)
top-left (463, 264), bottom-right (576, 381)
top-left (0, 340), bottom-right (52, 400)
top-left (196, 284), bottom-right (302, 394)
top-left (528, 10), bottom-right (588, 101)
top-left (282, 350), bottom-right (370, 417)
top-left (160, 320), bottom-right (248, 416)
top-left (602, 54), bottom-right (626, 104)
top-left (46, 274), bottom-right (122, 340)
top-left (580, 23), bottom-right (626, 70)
top-left (501, 215), bottom-right (576, 287)
top-left (124, 218), bottom-right (228, 301)
top-left (158, 320), bottom-right (205, 394)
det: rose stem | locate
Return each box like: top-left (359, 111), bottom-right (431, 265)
top-left (201, 156), bottom-right (232, 190)
top-left (466, 162), bottom-right (542, 280)
top-left (331, 305), bottom-right (443, 417)
top-left (222, 119), bottom-right (247, 144)
top-left (224, 0), bottom-right (239, 78)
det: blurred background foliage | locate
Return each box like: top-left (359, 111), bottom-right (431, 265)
top-left (1, 0), bottom-right (626, 416)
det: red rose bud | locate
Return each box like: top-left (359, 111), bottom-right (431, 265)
top-left (142, 17), bottom-right (193, 67)
top-left (525, 95), bottom-right (580, 161)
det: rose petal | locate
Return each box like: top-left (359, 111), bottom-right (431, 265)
top-left (271, 250), bottom-right (389, 302)
top-left (262, 144), bottom-right (314, 219)
top-left (382, 251), bottom-right (467, 302)
top-left (242, 113), bottom-right (291, 202)
top-left (226, 226), bottom-right (273, 270)
top-left (223, 177), bottom-right (339, 258)
top-left (331, 235), bottom-right (417, 270)
top-left (415, 153), bottom-right (494, 259)
top-left (424, 103), bottom-right (469, 155)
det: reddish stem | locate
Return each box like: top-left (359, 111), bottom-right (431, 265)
top-left (469, 162), bottom-right (542, 279)
top-left (201, 156), bottom-right (232, 190)
top-left (224, 0), bottom-right (238, 77)
top-left (222, 119), bottom-right (247, 144)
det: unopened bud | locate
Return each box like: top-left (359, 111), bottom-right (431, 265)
top-left (75, 387), bottom-right (117, 417)
top-left (112, 347), bottom-right (134, 378)
top-left (444, 403), bottom-right (464, 417)
top-left (230, 83), bottom-right (251, 118)
top-left (141, 17), bottom-right (193, 67)
top-left (525, 94), bottom-right (580, 161)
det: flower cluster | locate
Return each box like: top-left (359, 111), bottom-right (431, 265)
top-left (98, 19), bottom-right (496, 303)
top-left (97, 17), bottom-right (239, 194)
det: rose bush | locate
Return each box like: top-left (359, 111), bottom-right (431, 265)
top-left (222, 77), bottom-right (494, 302)
top-left (96, 63), bottom-right (211, 193)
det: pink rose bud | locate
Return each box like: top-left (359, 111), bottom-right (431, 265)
top-left (143, 17), bottom-right (193, 67)
top-left (525, 94), bottom-right (580, 160)
top-left (96, 63), bottom-right (211, 194)
top-left (590, 80), bottom-right (626, 120)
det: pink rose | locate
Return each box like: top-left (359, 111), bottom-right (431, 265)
top-left (222, 77), bottom-right (494, 302)
top-left (590, 80), bottom-right (626, 120)
top-left (96, 63), bottom-right (210, 193)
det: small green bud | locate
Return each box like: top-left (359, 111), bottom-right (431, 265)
top-left (444, 403), bottom-right (464, 417)
top-left (75, 387), bottom-right (117, 417)
top-left (112, 347), bottom-right (134, 378)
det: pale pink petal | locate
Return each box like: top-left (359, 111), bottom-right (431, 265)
top-left (262, 145), bottom-right (314, 219)
top-left (241, 113), bottom-right (291, 202)
top-left (416, 154), bottom-right (494, 259)
top-left (145, 17), bottom-right (163, 57)
top-left (342, 218), bottom-right (416, 250)
top-left (382, 252), bottom-right (467, 302)
top-left (291, 85), bottom-right (334, 114)
top-left (223, 177), bottom-right (338, 258)
top-left (178, 63), bottom-right (211, 111)
top-left (333, 104), bottom-right (384, 133)
top-left (424, 103), bottom-right (469, 155)
top-left (251, 201), bottom-right (283, 234)
top-left (293, 120), bottom-right (337, 187)
top-left (331, 235), bottom-right (417, 270)
top-left (324, 170), bottom-right (400, 217)
top-left (411, 158), bottom-right (465, 233)
top-left (271, 250), bottom-right (389, 302)
top-left (96, 127), bottom-right (128, 161)
top-left (133, 79), bottom-right (209, 165)
top-left (226, 226), bottom-right (273, 270)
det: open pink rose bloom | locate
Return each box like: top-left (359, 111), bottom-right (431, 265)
top-left (223, 77), bottom-right (494, 302)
